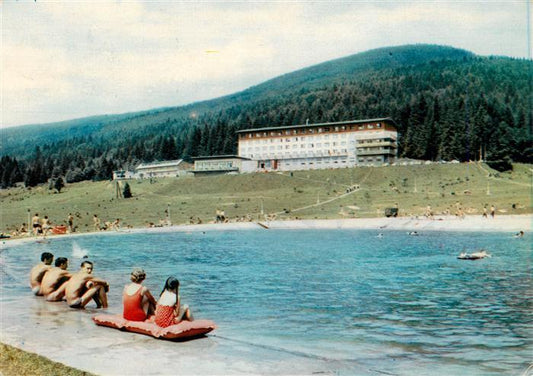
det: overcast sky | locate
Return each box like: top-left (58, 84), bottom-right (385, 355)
top-left (1, 0), bottom-right (530, 128)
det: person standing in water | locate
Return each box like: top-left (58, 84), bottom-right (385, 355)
top-left (29, 252), bottom-right (54, 295)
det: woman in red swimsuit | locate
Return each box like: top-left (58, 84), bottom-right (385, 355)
top-left (154, 276), bottom-right (193, 328)
top-left (122, 268), bottom-right (157, 321)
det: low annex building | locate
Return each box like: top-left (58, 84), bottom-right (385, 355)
top-left (192, 155), bottom-right (255, 175)
top-left (135, 159), bottom-right (192, 178)
top-left (237, 118), bottom-right (398, 171)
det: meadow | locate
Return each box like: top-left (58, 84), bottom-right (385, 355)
top-left (1, 162), bottom-right (531, 234)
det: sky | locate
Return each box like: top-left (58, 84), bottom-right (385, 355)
top-left (1, 0), bottom-right (530, 128)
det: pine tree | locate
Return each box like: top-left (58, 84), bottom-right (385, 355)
top-left (123, 182), bottom-right (132, 198)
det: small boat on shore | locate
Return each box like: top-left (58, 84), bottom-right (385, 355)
top-left (457, 250), bottom-right (491, 260)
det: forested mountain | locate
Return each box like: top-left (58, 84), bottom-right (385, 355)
top-left (1, 44), bottom-right (531, 188)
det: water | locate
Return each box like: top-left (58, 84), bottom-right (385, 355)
top-left (1, 229), bottom-right (531, 375)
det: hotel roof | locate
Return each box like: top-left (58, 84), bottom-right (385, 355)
top-left (236, 117), bottom-right (396, 134)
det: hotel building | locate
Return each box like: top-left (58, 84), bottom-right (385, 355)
top-left (237, 118), bottom-right (398, 171)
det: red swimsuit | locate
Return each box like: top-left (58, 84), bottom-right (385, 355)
top-left (123, 286), bottom-right (146, 321)
top-left (154, 305), bottom-right (175, 327)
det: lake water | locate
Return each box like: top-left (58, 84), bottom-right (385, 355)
top-left (1, 229), bottom-right (531, 375)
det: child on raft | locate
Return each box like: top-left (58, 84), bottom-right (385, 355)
top-left (154, 276), bottom-right (193, 327)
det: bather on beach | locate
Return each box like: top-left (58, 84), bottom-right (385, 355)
top-left (154, 277), bottom-right (193, 327)
top-left (122, 268), bottom-right (157, 321)
top-left (65, 261), bottom-right (109, 309)
top-left (29, 252), bottom-right (54, 295)
top-left (40, 257), bottom-right (71, 302)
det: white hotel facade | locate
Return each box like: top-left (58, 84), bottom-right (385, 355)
top-left (237, 118), bottom-right (398, 171)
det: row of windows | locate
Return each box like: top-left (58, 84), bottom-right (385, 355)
top-left (358, 157), bottom-right (384, 163)
top-left (244, 141), bottom-right (349, 152)
top-left (241, 123), bottom-right (385, 139)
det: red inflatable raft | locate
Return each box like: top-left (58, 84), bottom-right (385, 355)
top-left (51, 225), bottom-right (67, 235)
top-left (93, 314), bottom-right (216, 340)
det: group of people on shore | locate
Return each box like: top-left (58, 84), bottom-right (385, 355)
top-left (29, 252), bottom-right (193, 327)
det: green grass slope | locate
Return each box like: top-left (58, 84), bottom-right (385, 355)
top-left (1, 163), bottom-right (530, 234)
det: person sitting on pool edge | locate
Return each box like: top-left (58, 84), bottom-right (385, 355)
top-left (29, 252), bottom-right (54, 295)
top-left (154, 277), bottom-right (193, 327)
top-left (40, 257), bottom-right (71, 302)
top-left (65, 260), bottom-right (109, 309)
top-left (123, 268), bottom-right (157, 321)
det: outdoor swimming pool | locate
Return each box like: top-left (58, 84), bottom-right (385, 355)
top-left (1, 229), bottom-right (531, 375)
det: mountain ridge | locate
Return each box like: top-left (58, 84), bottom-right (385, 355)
top-left (1, 43), bottom-right (531, 188)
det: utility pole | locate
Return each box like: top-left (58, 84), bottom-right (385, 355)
top-left (27, 209), bottom-right (31, 237)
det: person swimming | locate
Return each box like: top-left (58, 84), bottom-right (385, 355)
top-left (514, 231), bottom-right (524, 238)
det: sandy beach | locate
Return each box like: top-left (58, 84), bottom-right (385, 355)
top-left (1, 214), bottom-right (531, 375)
top-left (2, 214), bottom-right (530, 250)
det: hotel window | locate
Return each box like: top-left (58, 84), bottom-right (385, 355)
top-left (376, 123), bottom-right (382, 128)
top-left (368, 124), bottom-right (374, 129)
top-left (358, 126), bottom-right (364, 130)
top-left (285, 130), bottom-right (291, 135)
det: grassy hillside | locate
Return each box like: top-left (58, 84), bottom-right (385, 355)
top-left (1, 163), bottom-right (530, 235)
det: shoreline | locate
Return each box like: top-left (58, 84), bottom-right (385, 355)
top-left (2, 214), bottom-right (530, 250)
top-left (1, 215), bottom-right (531, 375)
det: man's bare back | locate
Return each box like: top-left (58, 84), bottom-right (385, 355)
top-left (65, 261), bottom-right (108, 308)
top-left (29, 252), bottom-right (54, 295)
top-left (41, 257), bottom-right (71, 301)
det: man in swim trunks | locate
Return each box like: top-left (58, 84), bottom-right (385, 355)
top-left (65, 261), bottom-right (109, 309)
top-left (41, 257), bottom-right (71, 302)
top-left (29, 252), bottom-right (54, 295)
top-left (32, 213), bottom-right (41, 235)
